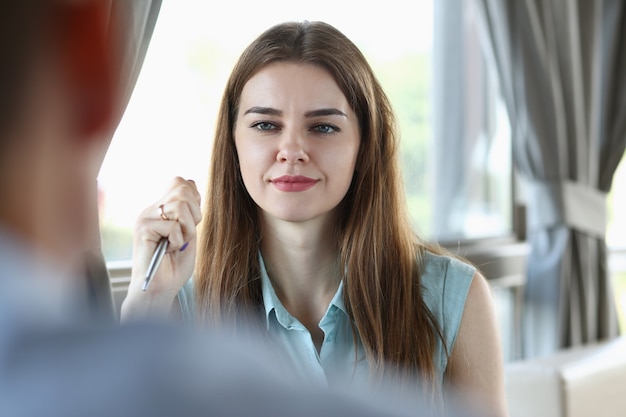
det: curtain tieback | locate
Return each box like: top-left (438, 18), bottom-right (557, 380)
top-left (527, 179), bottom-right (607, 237)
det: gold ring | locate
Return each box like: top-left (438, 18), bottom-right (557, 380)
top-left (159, 204), bottom-right (169, 221)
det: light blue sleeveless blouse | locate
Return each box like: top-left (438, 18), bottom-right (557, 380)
top-left (178, 251), bottom-right (474, 387)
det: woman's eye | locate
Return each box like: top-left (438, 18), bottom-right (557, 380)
top-left (251, 121), bottom-right (277, 131)
top-left (313, 124), bottom-right (339, 134)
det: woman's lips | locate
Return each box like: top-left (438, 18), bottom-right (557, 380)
top-left (271, 175), bottom-right (318, 192)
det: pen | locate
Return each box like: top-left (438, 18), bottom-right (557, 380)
top-left (142, 237), bottom-right (169, 291)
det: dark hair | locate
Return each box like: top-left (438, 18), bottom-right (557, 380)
top-left (0, 1), bottom-right (50, 135)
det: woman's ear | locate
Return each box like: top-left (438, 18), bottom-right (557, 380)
top-left (57, 0), bottom-right (117, 139)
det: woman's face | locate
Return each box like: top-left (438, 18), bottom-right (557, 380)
top-left (234, 62), bottom-right (360, 225)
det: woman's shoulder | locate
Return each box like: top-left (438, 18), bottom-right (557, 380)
top-left (420, 250), bottom-right (476, 292)
top-left (419, 250), bottom-right (476, 354)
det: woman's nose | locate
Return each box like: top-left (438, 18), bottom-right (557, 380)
top-left (276, 130), bottom-right (309, 164)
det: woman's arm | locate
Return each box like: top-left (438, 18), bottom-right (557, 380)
top-left (445, 271), bottom-right (509, 417)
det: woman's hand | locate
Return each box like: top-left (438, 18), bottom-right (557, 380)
top-left (121, 177), bottom-right (202, 321)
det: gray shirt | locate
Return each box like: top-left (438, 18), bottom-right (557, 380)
top-left (0, 228), bottom-right (450, 417)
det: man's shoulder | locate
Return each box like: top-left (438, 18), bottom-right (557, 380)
top-left (0, 318), bottom-right (238, 416)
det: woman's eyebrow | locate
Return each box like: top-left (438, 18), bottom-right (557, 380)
top-left (243, 106), bottom-right (282, 116)
top-left (305, 108), bottom-right (347, 118)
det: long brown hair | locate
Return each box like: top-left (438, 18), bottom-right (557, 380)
top-left (195, 20), bottom-right (447, 397)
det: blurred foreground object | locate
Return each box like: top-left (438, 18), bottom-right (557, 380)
top-left (0, 1), bottom-right (473, 416)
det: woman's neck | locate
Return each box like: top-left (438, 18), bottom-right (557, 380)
top-left (259, 215), bottom-right (342, 332)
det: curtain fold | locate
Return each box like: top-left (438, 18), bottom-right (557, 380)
top-left (474, 0), bottom-right (625, 358)
top-left (85, 0), bottom-right (162, 319)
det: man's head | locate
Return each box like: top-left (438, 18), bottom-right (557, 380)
top-left (0, 0), bottom-right (119, 266)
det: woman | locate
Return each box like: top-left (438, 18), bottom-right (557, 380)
top-left (122, 20), bottom-right (507, 416)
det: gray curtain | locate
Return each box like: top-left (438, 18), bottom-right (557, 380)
top-left (474, 0), bottom-right (626, 358)
top-left (85, 0), bottom-right (162, 320)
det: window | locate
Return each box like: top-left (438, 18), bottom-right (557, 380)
top-left (98, 0), bottom-right (514, 262)
top-left (607, 158), bottom-right (626, 332)
top-left (430, 0), bottom-right (512, 241)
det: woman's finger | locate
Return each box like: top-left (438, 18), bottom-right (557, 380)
top-left (135, 217), bottom-right (186, 250)
top-left (167, 177), bottom-right (202, 206)
top-left (156, 200), bottom-right (198, 247)
top-left (156, 178), bottom-right (202, 224)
